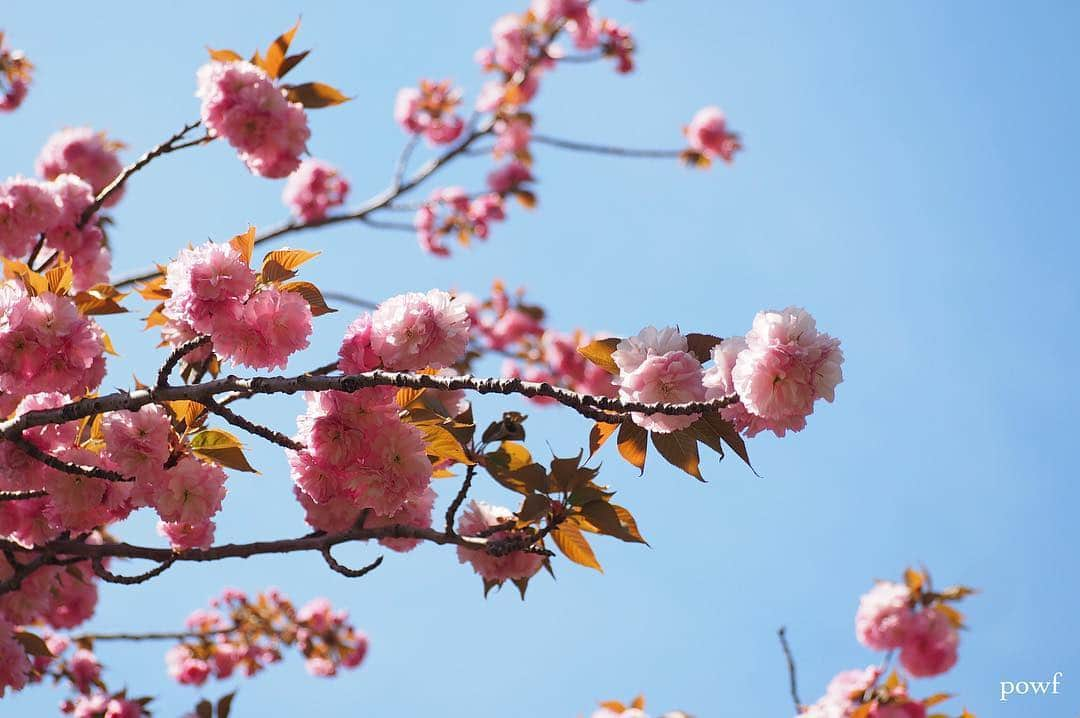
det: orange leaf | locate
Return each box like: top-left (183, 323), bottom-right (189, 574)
top-left (263, 18), bottom-right (301, 79)
top-left (577, 337), bottom-right (621, 375)
top-left (651, 429), bottom-right (703, 481)
top-left (588, 421), bottom-right (618, 458)
top-left (616, 421), bottom-right (648, 474)
top-left (207, 47), bottom-right (243, 63)
top-left (284, 82), bottom-right (351, 109)
top-left (280, 280), bottom-right (336, 316)
top-left (551, 522), bottom-right (602, 572)
top-left (229, 225), bottom-right (256, 265)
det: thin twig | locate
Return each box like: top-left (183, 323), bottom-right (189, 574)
top-left (157, 335), bottom-right (211, 388)
top-left (778, 626), bottom-right (802, 711)
top-left (321, 547), bottom-right (384, 578)
top-left (391, 134), bottom-right (419, 191)
top-left (0, 489), bottom-right (47, 501)
top-left (202, 397), bottom-right (302, 451)
top-left (532, 133), bottom-right (682, 158)
top-left (444, 463), bottom-right (477, 534)
top-left (72, 626), bottom-right (237, 643)
top-left (91, 555), bottom-right (176, 585)
top-left (9, 435), bottom-right (134, 483)
top-left (320, 291), bottom-right (377, 310)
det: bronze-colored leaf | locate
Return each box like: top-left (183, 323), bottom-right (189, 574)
top-left (616, 421), bottom-right (648, 474)
top-left (44, 261), bottom-right (74, 295)
top-left (577, 337), bottom-right (621, 375)
top-left (589, 421), bottom-right (618, 458)
top-left (418, 423), bottom-right (474, 465)
top-left (516, 493), bottom-right (551, 523)
top-left (207, 47), bottom-right (243, 62)
top-left (551, 522), bottom-right (602, 572)
top-left (263, 18), bottom-right (301, 79)
top-left (277, 50), bottom-right (310, 79)
top-left (74, 283), bottom-right (129, 315)
top-left (905, 567), bottom-right (924, 593)
top-left (685, 332), bottom-right (722, 362)
top-left (217, 691), bottom-right (237, 718)
top-left (284, 82), bottom-right (351, 109)
top-left (651, 430), bottom-right (703, 481)
top-left (579, 500), bottom-right (647, 544)
top-left (167, 400), bottom-right (207, 430)
top-left (194, 699), bottom-right (213, 718)
top-left (13, 631), bottom-right (53, 658)
top-left (511, 576), bottom-right (529, 600)
top-left (260, 248), bottom-right (320, 283)
top-left (280, 280), bottom-right (336, 316)
top-left (228, 225), bottom-right (255, 265)
top-left (189, 429), bottom-right (257, 473)
top-left (694, 412), bottom-right (754, 472)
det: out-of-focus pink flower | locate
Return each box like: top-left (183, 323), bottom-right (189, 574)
top-left (684, 106), bottom-right (741, 162)
top-left (282, 159), bottom-right (349, 222)
top-left (855, 581), bottom-right (914, 651)
top-left (487, 161), bottom-right (534, 194)
top-left (0, 620), bottom-right (30, 696)
top-left (899, 608), bottom-right (959, 677)
top-left (36, 128), bottom-right (124, 205)
top-left (394, 80), bottom-right (465, 146)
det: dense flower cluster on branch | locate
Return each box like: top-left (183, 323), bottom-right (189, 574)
top-left (0, 2), bottom-right (851, 714)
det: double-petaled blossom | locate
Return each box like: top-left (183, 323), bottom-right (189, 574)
top-left (211, 287), bottom-right (312, 371)
top-left (163, 242), bottom-right (255, 334)
top-left (369, 289), bottom-right (471, 370)
top-left (613, 326), bottom-right (703, 433)
top-left (282, 158), bottom-right (350, 222)
top-left (0, 621), bottom-right (30, 697)
top-left (0, 176), bottom-right (61, 258)
top-left (150, 455), bottom-right (227, 526)
top-left (42, 174), bottom-right (111, 291)
top-left (855, 581), bottom-right (915, 651)
top-left (100, 405), bottom-right (173, 477)
top-left (685, 106), bottom-right (741, 163)
top-left (899, 607), bottom-right (959, 678)
top-left (196, 61), bottom-right (310, 178)
top-left (36, 127), bottom-right (125, 205)
top-left (456, 500), bottom-right (544, 583)
top-left (394, 79), bottom-right (465, 145)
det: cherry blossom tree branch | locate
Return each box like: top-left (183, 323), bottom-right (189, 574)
top-left (72, 627), bottom-right (236, 642)
top-left (0, 489), bottom-right (47, 501)
top-left (157, 334), bottom-right (211, 388)
top-left (80, 120), bottom-right (208, 225)
top-left (9, 434), bottom-right (134, 483)
top-left (391, 134), bottom-right (420, 192)
top-left (444, 463), bottom-right (477, 535)
top-left (0, 370), bottom-right (740, 438)
top-left (532, 133), bottom-right (683, 158)
top-left (201, 397), bottom-right (302, 451)
top-left (778, 626), bottom-right (802, 712)
top-left (320, 291), bottom-right (376, 310)
top-left (91, 555), bottom-right (177, 585)
top-left (320, 547), bottom-right (384, 578)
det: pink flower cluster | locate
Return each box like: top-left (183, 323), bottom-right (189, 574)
top-left (167, 588), bottom-right (367, 686)
top-left (855, 581), bottom-right (960, 678)
top-left (196, 61), bottom-right (310, 178)
top-left (36, 127), bottom-right (125, 206)
top-left (394, 79), bottom-right (465, 145)
top-left (0, 174), bottom-right (111, 289)
top-left (456, 500), bottom-right (544, 582)
top-left (161, 240), bottom-right (313, 370)
top-left (414, 187), bottom-right (506, 257)
top-left (289, 388), bottom-right (432, 518)
top-left (703, 307), bottom-right (844, 437)
top-left (612, 326), bottom-right (705, 433)
top-left (0, 38), bottom-right (32, 112)
top-left (339, 288), bottom-right (471, 372)
top-left (0, 282), bottom-right (106, 401)
top-left (282, 159), bottom-right (350, 222)
top-left (684, 106), bottom-right (741, 163)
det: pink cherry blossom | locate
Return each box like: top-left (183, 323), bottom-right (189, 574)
top-left (899, 607), bottom-right (959, 677)
top-left (163, 241), bottom-right (255, 335)
top-left (36, 127), bottom-right (124, 205)
top-left (612, 325), bottom-right (688, 374)
top-left (68, 648), bottom-right (101, 693)
top-left (157, 519), bottom-right (216, 551)
top-left (618, 350), bottom-right (705, 432)
top-left (101, 405), bottom-right (172, 476)
top-left (151, 455), bottom-right (227, 525)
top-left (212, 287), bottom-right (313, 370)
top-left (456, 500), bottom-right (544, 582)
top-left (486, 161), bottom-right (534, 194)
top-left (0, 620), bottom-right (30, 696)
top-left (364, 487), bottom-right (437, 552)
top-left (684, 106), bottom-right (741, 162)
top-left (282, 158), bottom-right (350, 222)
top-left (338, 313), bottom-right (380, 373)
top-left (0, 176), bottom-right (61, 258)
top-left (855, 581), bottom-right (914, 651)
top-left (493, 116), bottom-right (532, 157)
top-left (166, 644), bottom-right (211, 686)
top-left (369, 289), bottom-right (471, 370)
top-left (196, 61), bottom-right (310, 178)
top-left (394, 80), bottom-right (465, 145)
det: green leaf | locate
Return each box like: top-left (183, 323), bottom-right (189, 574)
top-left (651, 429), bottom-right (703, 481)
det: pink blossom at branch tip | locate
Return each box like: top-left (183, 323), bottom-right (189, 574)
top-left (685, 106), bottom-right (741, 162)
top-left (163, 241), bottom-right (255, 335)
top-left (196, 60), bottom-right (310, 178)
top-left (369, 289), bottom-right (471, 370)
top-left (338, 313), bottom-right (380, 373)
top-left (619, 350), bottom-right (705, 432)
top-left (364, 486), bottom-right (437, 552)
top-left (101, 405), bottom-right (172, 476)
top-left (703, 337), bottom-right (798, 438)
top-left (394, 80), bottom-right (464, 145)
top-left (36, 127), bottom-right (125, 205)
top-left (486, 161), bottom-right (533, 194)
top-left (494, 116), bottom-right (532, 157)
top-left (68, 648), bottom-right (101, 693)
top-left (43, 565), bottom-right (98, 629)
top-left (282, 158), bottom-right (350, 222)
top-left (157, 519), bottom-right (216, 551)
top-left (899, 607), bottom-right (959, 677)
top-left (212, 287), bottom-right (313, 370)
top-left (151, 455), bottom-right (227, 526)
top-left (457, 500), bottom-right (544, 583)
top-left (730, 306), bottom-right (843, 434)
top-left (799, 665), bottom-right (881, 718)
top-left (0, 620), bottom-right (30, 696)
top-left (855, 581), bottom-right (914, 651)
top-left (487, 307), bottom-right (543, 350)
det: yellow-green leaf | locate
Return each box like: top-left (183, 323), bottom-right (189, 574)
top-left (577, 337), bottom-right (621, 375)
top-left (551, 522), bottom-right (602, 572)
top-left (190, 429), bottom-right (257, 473)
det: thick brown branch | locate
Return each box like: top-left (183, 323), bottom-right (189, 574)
top-left (0, 489), bottom-right (47, 501)
top-left (81, 120), bottom-right (207, 225)
top-left (0, 370), bottom-right (739, 439)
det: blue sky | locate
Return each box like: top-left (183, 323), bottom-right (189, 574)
top-left (3, 1), bottom-right (1079, 716)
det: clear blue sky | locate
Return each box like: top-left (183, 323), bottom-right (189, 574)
top-left (3, 1), bottom-right (1079, 716)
